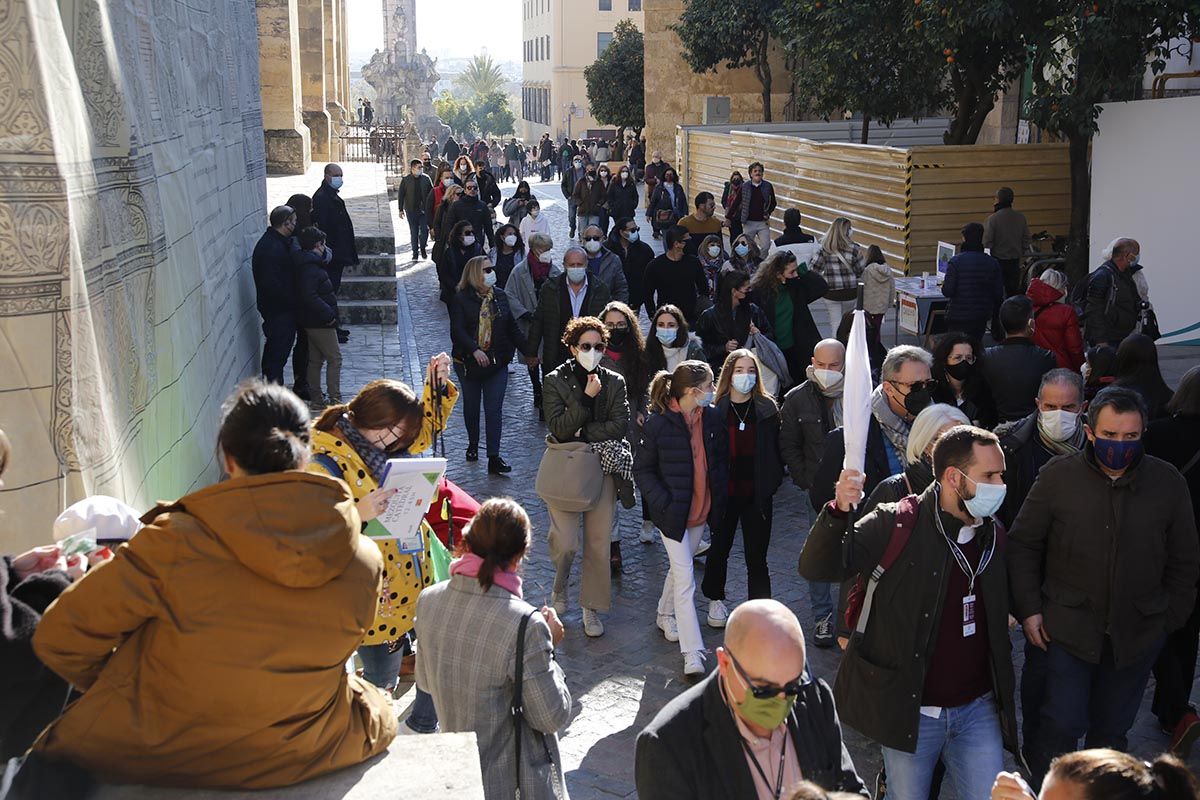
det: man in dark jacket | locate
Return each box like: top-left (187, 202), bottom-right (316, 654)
top-left (251, 205), bottom-right (298, 385)
top-left (738, 161), bottom-right (777, 254)
top-left (941, 222), bottom-right (1004, 342)
top-left (605, 218), bottom-right (655, 313)
top-left (1082, 238), bottom-right (1141, 346)
top-left (526, 246), bottom-right (612, 373)
top-left (311, 163), bottom-right (357, 343)
top-left (441, 135), bottom-right (460, 161)
top-left (292, 226), bottom-right (342, 403)
top-left (642, 226), bottom-right (708, 323)
top-left (1008, 386), bottom-right (1199, 782)
top-left (398, 159), bottom-right (432, 260)
top-left (561, 155), bottom-right (586, 239)
top-left (983, 187), bottom-right (1032, 297)
top-left (801, 426), bottom-right (1018, 799)
top-left (635, 600), bottom-right (867, 799)
top-left (473, 161), bottom-right (502, 209)
top-left (447, 178), bottom-right (495, 250)
top-left (981, 295), bottom-right (1057, 423)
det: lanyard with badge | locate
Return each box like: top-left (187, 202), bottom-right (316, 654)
top-left (933, 486), bottom-right (995, 638)
top-left (737, 730), bottom-right (788, 800)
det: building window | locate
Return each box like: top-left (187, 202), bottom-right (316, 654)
top-left (599, 0), bottom-right (611, 9)
top-left (597, 32), bottom-right (613, 56)
top-left (628, 0), bottom-right (641, 8)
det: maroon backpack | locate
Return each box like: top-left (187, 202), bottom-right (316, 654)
top-left (843, 494), bottom-right (921, 638)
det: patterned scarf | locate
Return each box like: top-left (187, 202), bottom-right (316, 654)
top-left (871, 385), bottom-right (911, 467)
top-left (1037, 416), bottom-right (1086, 456)
top-left (337, 416), bottom-right (390, 482)
top-left (477, 289), bottom-right (495, 352)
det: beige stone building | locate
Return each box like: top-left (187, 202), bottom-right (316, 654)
top-left (519, 0), bottom-right (644, 142)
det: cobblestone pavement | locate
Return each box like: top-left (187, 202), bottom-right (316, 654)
top-left (331, 174), bottom-right (1199, 798)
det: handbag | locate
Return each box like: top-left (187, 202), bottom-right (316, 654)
top-left (1138, 304), bottom-right (1161, 341)
top-left (535, 436), bottom-right (604, 512)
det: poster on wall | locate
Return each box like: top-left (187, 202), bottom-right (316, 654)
top-left (936, 241), bottom-right (956, 276)
top-left (899, 293), bottom-right (920, 334)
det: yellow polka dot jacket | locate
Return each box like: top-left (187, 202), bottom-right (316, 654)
top-left (309, 380), bottom-right (458, 645)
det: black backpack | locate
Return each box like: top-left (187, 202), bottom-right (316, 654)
top-left (1072, 265), bottom-right (1117, 323)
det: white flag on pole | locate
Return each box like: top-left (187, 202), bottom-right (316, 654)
top-left (842, 307), bottom-right (873, 476)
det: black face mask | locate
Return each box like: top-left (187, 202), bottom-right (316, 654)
top-left (944, 360), bottom-right (974, 381)
top-left (903, 385), bottom-right (933, 417)
top-left (732, 178), bottom-right (743, 186)
top-left (607, 327), bottom-right (629, 348)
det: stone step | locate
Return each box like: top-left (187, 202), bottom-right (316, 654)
top-left (355, 235), bottom-right (395, 255)
top-left (340, 299), bottom-right (397, 325)
top-left (344, 255), bottom-right (397, 278)
top-left (339, 275), bottom-right (397, 302)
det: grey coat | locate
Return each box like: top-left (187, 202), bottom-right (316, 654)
top-left (415, 575), bottom-right (572, 800)
top-left (506, 257), bottom-right (563, 339)
top-left (588, 250), bottom-right (630, 304)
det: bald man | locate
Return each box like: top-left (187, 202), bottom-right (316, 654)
top-left (635, 600), bottom-right (866, 799)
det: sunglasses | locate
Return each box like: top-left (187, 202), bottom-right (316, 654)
top-left (890, 379), bottom-right (934, 394)
top-left (574, 342), bottom-right (603, 352)
top-left (465, 186), bottom-right (478, 192)
top-left (483, 267), bottom-right (495, 274)
top-left (625, 226), bottom-right (640, 233)
top-left (728, 651), bottom-right (811, 699)
top-left (584, 236), bottom-right (603, 242)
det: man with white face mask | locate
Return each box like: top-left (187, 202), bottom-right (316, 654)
top-left (582, 225), bottom-right (629, 303)
top-left (780, 338), bottom-right (846, 647)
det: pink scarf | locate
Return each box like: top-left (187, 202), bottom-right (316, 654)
top-left (449, 553), bottom-right (523, 598)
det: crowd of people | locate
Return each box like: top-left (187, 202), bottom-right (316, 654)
top-left (3, 138), bottom-right (1198, 800)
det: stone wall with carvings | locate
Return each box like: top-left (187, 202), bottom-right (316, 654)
top-left (0, 0), bottom-right (266, 551)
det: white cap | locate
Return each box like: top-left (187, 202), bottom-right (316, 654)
top-left (53, 496), bottom-right (142, 543)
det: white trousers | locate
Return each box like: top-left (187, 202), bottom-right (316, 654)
top-left (657, 524), bottom-right (706, 653)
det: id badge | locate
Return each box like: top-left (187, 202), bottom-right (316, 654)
top-left (962, 593), bottom-right (977, 637)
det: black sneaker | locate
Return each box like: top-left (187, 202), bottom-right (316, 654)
top-left (337, 328), bottom-right (350, 344)
top-left (814, 614), bottom-right (835, 648)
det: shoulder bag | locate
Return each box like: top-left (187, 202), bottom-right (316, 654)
top-left (513, 610), bottom-right (561, 800)
top-left (535, 435), bottom-right (604, 512)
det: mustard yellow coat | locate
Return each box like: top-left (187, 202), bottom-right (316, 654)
top-left (309, 380), bottom-right (458, 645)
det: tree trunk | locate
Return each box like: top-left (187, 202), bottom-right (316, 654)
top-left (757, 36), bottom-right (773, 122)
top-left (860, 113), bottom-right (871, 144)
top-left (1065, 129), bottom-right (1092, 284)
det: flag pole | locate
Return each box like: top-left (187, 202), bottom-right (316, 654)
top-left (842, 281), bottom-right (866, 571)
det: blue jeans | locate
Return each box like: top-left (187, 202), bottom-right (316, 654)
top-left (1030, 636), bottom-right (1163, 781)
top-left (358, 643), bottom-right (403, 692)
top-left (455, 364), bottom-right (509, 458)
top-left (809, 579), bottom-right (834, 622)
top-left (406, 688), bottom-right (439, 733)
top-left (406, 210), bottom-right (428, 254)
top-left (567, 198), bottom-right (579, 234)
top-left (881, 694), bottom-right (1004, 800)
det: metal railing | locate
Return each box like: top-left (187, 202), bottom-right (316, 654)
top-left (338, 123), bottom-right (412, 173)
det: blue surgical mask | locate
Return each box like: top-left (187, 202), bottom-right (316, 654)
top-left (696, 389), bottom-right (715, 407)
top-left (567, 266), bottom-right (587, 284)
top-left (330, 176), bottom-right (343, 190)
top-left (735, 244), bottom-right (749, 257)
top-left (483, 270), bottom-right (497, 288)
top-left (655, 327), bottom-right (677, 345)
top-left (1129, 253), bottom-right (1140, 266)
top-left (1092, 437), bottom-right (1142, 471)
top-left (626, 230), bottom-right (640, 243)
top-left (956, 470), bottom-right (1006, 519)
top-left (732, 373), bottom-right (757, 394)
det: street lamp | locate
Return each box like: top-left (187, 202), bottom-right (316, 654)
top-left (563, 101), bottom-right (578, 139)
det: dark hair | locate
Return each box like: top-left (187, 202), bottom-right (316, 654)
top-left (314, 379), bottom-right (424, 454)
top-left (410, 158), bottom-right (422, 167)
top-left (286, 194), bottom-right (313, 227)
top-left (715, 269), bottom-right (751, 320)
top-left (457, 498), bottom-right (531, 591)
top-left (1168, 365), bottom-right (1200, 416)
top-left (664, 225), bottom-right (689, 251)
top-left (930, 331), bottom-right (978, 383)
top-left (865, 244), bottom-right (886, 266)
top-left (648, 304), bottom-right (690, 352)
top-left (496, 224), bottom-right (525, 253)
top-left (996, 186), bottom-right (1014, 205)
top-left (612, 216), bottom-right (635, 235)
top-left (748, 161), bottom-right (764, 173)
top-left (269, 205), bottom-right (295, 228)
top-left (1088, 385), bottom-right (1148, 430)
top-left (515, 180), bottom-right (531, 197)
top-left (601, 301), bottom-right (648, 399)
top-left (1085, 345), bottom-right (1119, 385)
top-left (931, 425), bottom-right (1000, 480)
top-left (961, 222), bottom-right (985, 251)
top-left (562, 315), bottom-right (609, 349)
top-left (662, 167), bottom-right (678, 182)
top-left (1114, 333), bottom-right (1173, 409)
top-left (297, 226), bottom-right (326, 251)
top-left (648, 360), bottom-right (713, 413)
top-left (1040, 367), bottom-right (1085, 403)
top-left (999, 294), bottom-right (1034, 336)
top-left (218, 379), bottom-right (310, 475)
top-left (1049, 748), bottom-right (1200, 800)
top-left (783, 208), bottom-right (802, 229)
top-left (449, 219), bottom-right (476, 246)
top-left (695, 191), bottom-right (714, 208)
top-left (749, 250), bottom-right (798, 300)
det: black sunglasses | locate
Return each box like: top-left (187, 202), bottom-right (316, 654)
top-left (584, 236), bottom-right (603, 242)
top-left (889, 378), bottom-right (934, 395)
top-left (728, 651), bottom-right (811, 698)
top-left (574, 342), bottom-right (603, 352)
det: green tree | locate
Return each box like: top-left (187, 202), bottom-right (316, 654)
top-left (585, 19), bottom-right (645, 139)
top-left (454, 54), bottom-right (507, 98)
top-left (671, 0), bottom-right (784, 121)
top-left (434, 92), bottom-right (473, 138)
top-left (777, 0), bottom-right (946, 142)
top-left (470, 91), bottom-right (516, 138)
top-left (1025, 1), bottom-right (1199, 280)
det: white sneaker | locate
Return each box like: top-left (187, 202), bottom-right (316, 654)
top-left (551, 592), bottom-right (567, 618)
top-left (639, 520), bottom-right (658, 544)
top-left (707, 599), bottom-right (729, 628)
top-left (683, 650), bottom-right (706, 676)
top-left (582, 608), bottom-right (604, 637)
top-left (694, 539), bottom-right (711, 558)
top-left (657, 613), bottom-right (679, 643)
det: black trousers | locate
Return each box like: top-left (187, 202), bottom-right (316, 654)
top-left (998, 257), bottom-right (1021, 297)
top-left (292, 329), bottom-right (310, 393)
top-left (702, 494), bottom-right (773, 601)
top-left (261, 314), bottom-right (296, 385)
top-left (1153, 588), bottom-right (1200, 729)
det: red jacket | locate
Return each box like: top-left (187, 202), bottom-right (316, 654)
top-left (1028, 278), bottom-right (1084, 370)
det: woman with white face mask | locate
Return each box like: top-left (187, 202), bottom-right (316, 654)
top-left (704, 350), bottom-right (784, 628)
top-left (539, 317), bottom-right (631, 639)
top-left (449, 256), bottom-right (528, 474)
top-left (488, 224), bottom-right (525, 288)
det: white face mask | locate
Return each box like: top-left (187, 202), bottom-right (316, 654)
top-left (442, 177), bottom-right (454, 187)
top-left (584, 239), bottom-right (602, 254)
top-left (462, 235), bottom-right (476, 247)
top-left (530, 208), bottom-right (540, 217)
top-left (576, 348), bottom-right (601, 372)
top-left (1038, 408), bottom-right (1079, 441)
top-left (503, 234), bottom-right (518, 247)
top-left (732, 373), bottom-right (757, 394)
top-left (707, 245), bottom-right (721, 258)
top-left (812, 368), bottom-right (844, 392)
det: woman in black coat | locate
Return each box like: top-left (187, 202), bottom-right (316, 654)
top-left (646, 167), bottom-right (689, 238)
top-left (633, 360), bottom-right (727, 677)
top-left (605, 218), bottom-right (655, 314)
top-left (929, 332), bottom-right (998, 430)
top-left (607, 167), bottom-right (640, 222)
top-left (436, 219), bottom-right (483, 306)
top-left (703, 350), bottom-right (783, 617)
top-left (449, 255), bottom-right (527, 473)
top-left (1114, 332), bottom-right (1175, 420)
top-left (694, 270), bottom-right (772, 374)
top-left (747, 250), bottom-right (828, 388)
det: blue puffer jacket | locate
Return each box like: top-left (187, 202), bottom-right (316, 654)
top-left (634, 406), bottom-right (728, 541)
top-left (941, 249), bottom-right (1004, 324)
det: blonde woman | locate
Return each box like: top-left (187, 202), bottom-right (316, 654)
top-left (449, 255), bottom-right (528, 473)
top-left (810, 217), bottom-right (867, 335)
top-left (703, 350), bottom-right (784, 625)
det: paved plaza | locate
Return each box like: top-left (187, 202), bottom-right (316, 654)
top-left (312, 175), bottom-right (1200, 798)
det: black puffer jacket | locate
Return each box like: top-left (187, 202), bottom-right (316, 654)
top-left (1083, 261), bottom-right (1141, 345)
top-left (449, 287), bottom-right (528, 371)
top-left (292, 249), bottom-right (338, 328)
top-left (713, 394), bottom-right (783, 515)
top-left (634, 406), bottom-right (728, 541)
top-left (607, 179), bottom-right (639, 221)
top-left (981, 338), bottom-right (1057, 423)
top-left (448, 195), bottom-right (495, 249)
